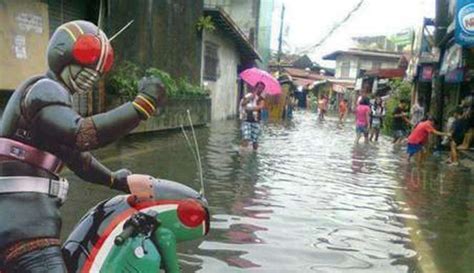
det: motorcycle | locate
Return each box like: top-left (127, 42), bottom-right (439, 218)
top-left (62, 112), bottom-right (209, 272)
top-left (62, 177), bottom-right (210, 273)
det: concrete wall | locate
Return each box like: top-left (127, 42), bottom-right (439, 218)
top-left (107, 0), bottom-right (203, 84)
top-left (0, 0), bottom-right (49, 90)
top-left (128, 98), bottom-right (211, 133)
top-left (205, 0), bottom-right (259, 46)
top-left (202, 28), bottom-right (240, 121)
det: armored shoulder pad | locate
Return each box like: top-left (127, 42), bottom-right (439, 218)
top-left (23, 78), bottom-right (73, 119)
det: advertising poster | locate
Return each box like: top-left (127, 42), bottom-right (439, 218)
top-left (456, 0), bottom-right (474, 46)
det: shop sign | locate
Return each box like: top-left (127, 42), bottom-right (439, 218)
top-left (333, 84), bottom-right (345, 93)
top-left (445, 68), bottom-right (464, 83)
top-left (456, 0), bottom-right (474, 46)
top-left (354, 78), bottom-right (362, 90)
top-left (440, 44), bottom-right (463, 75)
top-left (420, 65), bottom-right (433, 82)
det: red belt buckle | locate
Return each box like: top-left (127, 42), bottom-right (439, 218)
top-left (0, 138), bottom-right (63, 173)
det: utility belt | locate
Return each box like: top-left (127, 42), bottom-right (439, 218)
top-left (0, 176), bottom-right (69, 204)
top-left (0, 137), bottom-right (63, 174)
top-left (0, 138), bottom-right (68, 203)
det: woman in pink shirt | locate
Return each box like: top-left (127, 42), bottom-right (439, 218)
top-left (355, 97), bottom-right (371, 144)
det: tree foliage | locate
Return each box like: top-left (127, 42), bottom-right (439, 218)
top-left (382, 79), bottom-right (412, 135)
top-left (107, 61), bottom-right (208, 100)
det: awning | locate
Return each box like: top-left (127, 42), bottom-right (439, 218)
top-left (365, 68), bottom-right (406, 78)
top-left (332, 84), bottom-right (346, 93)
top-left (293, 77), bottom-right (314, 87)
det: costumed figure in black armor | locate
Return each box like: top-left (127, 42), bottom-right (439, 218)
top-left (0, 20), bottom-right (165, 272)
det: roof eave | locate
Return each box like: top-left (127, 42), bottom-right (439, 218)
top-left (204, 8), bottom-right (262, 61)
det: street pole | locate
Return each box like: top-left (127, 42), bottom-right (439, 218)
top-left (277, 4), bottom-right (285, 73)
top-left (431, 0), bottom-right (448, 127)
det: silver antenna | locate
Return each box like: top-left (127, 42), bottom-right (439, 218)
top-left (109, 20), bottom-right (134, 42)
top-left (180, 124), bottom-right (199, 170)
top-left (186, 110), bottom-right (205, 196)
top-left (97, 0), bottom-right (104, 34)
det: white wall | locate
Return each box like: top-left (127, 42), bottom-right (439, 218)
top-left (335, 55), bottom-right (359, 79)
top-left (202, 29), bottom-right (241, 121)
top-left (334, 54), bottom-right (400, 79)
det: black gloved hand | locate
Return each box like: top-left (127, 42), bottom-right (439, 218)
top-left (132, 76), bottom-right (166, 119)
top-left (111, 168), bottom-right (132, 193)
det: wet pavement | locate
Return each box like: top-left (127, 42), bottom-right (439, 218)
top-left (61, 111), bottom-right (474, 273)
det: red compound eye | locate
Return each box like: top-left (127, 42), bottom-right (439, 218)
top-left (72, 34), bottom-right (101, 65)
top-left (103, 44), bottom-right (114, 73)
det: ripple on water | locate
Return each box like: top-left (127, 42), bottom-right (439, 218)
top-left (194, 113), bottom-right (418, 272)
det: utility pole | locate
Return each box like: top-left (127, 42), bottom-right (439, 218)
top-left (431, 0), bottom-right (449, 126)
top-left (277, 4), bottom-right (285, 72)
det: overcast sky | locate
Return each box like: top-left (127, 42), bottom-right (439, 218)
top-left (270, 0), bottom-right (435, 67)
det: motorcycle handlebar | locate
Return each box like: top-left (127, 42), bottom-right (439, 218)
top-left (114, 224), bottom-right (136, 246)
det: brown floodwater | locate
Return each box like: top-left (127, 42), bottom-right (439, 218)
top-left (60, 111), bottom-right (474, 273)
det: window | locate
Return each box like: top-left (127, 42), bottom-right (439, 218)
top-left (372, 61), bottom-right (382, 70)
top-left (204, 43), bottom-right (219, 81)
top-left (340, 61), bottom-right (350, 78)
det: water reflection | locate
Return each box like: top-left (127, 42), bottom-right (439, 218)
top-left (60, 112), bottom-right (474, 273)
top-left (397, 163), bottom-right (474, 273)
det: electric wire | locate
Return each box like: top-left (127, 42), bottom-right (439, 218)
top-left (295, 0), bottom-right (367, 55)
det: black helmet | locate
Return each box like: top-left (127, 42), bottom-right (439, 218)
top-left (47, 20), bottom-right (114, 94)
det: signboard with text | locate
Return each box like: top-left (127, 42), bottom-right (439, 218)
top-left (456, 0), bottom-right (474, 46)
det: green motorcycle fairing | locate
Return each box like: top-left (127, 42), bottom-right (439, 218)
top-left (63, 179), bottom-right (210, 273)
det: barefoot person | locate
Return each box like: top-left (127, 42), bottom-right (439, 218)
top-left (318, 95), bottom-right (328, 121)
top-left (392, 99), bottom-right (410, 144)
top-left (240, 82), bottom-right (266, 150)
top-left (339, 99), bottom-right (348, 124)
top-left (369, 96), bottom-right (385, 142)
top-left (447, 108), bottom-right (467, 166)
top-left (458, 93), bottom-right (474, 150)
top-left (355, 97), bottom-right (371, 144)
top-left (407, 116), bottom-right (450, 166)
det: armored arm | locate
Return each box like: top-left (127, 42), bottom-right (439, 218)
top-left (25, 77), bottom-right (165, 151)
top-left (54, 144), bottom-right (130, 191)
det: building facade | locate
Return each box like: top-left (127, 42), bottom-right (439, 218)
top-left (201, 8), bottom-right (260, 121)
top-left (323, 49), bottom-right (402, 80)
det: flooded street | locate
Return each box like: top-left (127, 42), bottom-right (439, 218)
top-left (61, 112), bottom-right (474, 273)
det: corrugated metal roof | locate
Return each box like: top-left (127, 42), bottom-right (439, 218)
top-left (204, 8), bottom-right (261, 61)
top-left (322, 49), bottom-right (402, 60)
top-left (283, 67), bottom-right (333, 81)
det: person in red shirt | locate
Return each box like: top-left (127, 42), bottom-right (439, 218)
top-left (407, 116), bottom-right (450, 165)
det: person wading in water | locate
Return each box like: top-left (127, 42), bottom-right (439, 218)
top-left (240, 82), bottom-right (266, 151)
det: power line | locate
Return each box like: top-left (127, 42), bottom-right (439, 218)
top-left (296, 0), bottom-right (367, 55)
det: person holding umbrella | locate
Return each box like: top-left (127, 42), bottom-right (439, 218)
top-left (239, 68), bottom-right (281, 151)
top-left (240, 82), bottom-right (266, 150)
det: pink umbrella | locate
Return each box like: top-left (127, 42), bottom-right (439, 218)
top-left (239, 67), bottom-right (281, 95)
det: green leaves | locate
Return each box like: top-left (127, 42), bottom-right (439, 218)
top-left (107, 62), bottom-right (208, 100)
top-left (196, 16), bottom-right (216, 32)
top-left (146, 68), bottom-right (208, 98)
top-left (107, 61), bottom-right (142, 100)
top-left (383, 80), bottom-right (412, 135)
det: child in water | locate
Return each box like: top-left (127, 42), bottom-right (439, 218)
top-left (407, 115), bottom-right (450, 166)
top-left (355, 97), bottom-right (371, 144)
